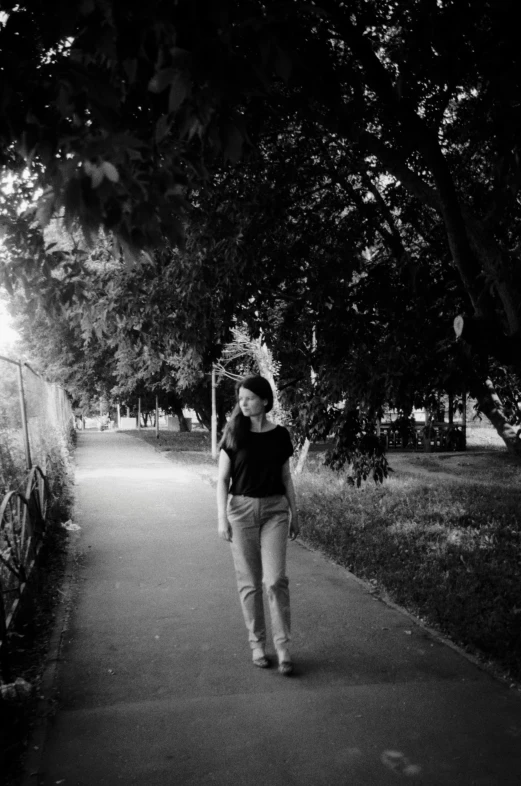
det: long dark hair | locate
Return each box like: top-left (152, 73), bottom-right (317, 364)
top-left (220, 375), bottom-right (274, 452)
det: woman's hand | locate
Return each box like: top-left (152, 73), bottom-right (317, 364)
top-left (218, 518), bottom-right (233, 542)
top-left (289, 512), bottom-right (300, 541)
top-left (217, 451), bottom-right (232, 542)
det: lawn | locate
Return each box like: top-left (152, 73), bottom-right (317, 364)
top-left (296, 452), bottom-right (521, 684)
top-left (129, 428), bottom-right (213, 458)
top-left (130, 428), bottom-right (521, 683)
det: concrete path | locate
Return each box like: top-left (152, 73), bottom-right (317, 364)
top-left (33, 432), bottom-right (520, 785)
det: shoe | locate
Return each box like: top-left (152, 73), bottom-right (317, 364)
top-left (252, 649), bottom-right (270, 669)
top-left (276, 650), bottom-right (294, 676)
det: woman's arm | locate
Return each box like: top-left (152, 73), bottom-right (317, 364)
top-left (281, 459), bottom-right (300, 540)
top-left (217, 449), bottom-right (233, 542)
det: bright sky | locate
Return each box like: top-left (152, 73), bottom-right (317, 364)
top-left (0, 165), bottom-right (26, 354)
top-left (0, 298), bottom-right (20, 353)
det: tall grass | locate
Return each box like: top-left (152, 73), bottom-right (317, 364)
top-left (296, 459), bottom-right (521, 681)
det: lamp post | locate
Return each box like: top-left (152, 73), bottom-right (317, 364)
top-left (17, 361), bottom-right (32, 470)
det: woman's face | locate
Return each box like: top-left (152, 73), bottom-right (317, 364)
top-left (238, 387), bottom-right (267, 417)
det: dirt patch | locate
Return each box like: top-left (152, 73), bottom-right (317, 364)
top-left (387, 449), bottom-right (521, 489)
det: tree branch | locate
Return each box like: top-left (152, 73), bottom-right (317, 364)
top-left (359, 169), bottom-right (407, 257)
top-left (355, 131), bottom-right (441, 212)
top-left (328, 163), bottom-right (403, 257)
top-left (317, 7), bottom-right (508, 324)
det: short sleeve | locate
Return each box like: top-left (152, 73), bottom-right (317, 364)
top-left (221, 444), bottom-right (233, 459)
top-left (281, 427), bottom-right (294, 460)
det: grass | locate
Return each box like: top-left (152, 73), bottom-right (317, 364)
top-left (296, 454), bottom-right (521, 684)
top-left (128, 428), bottom-right (214, 461)
top-left (130, 427), bottom-right (521, 683)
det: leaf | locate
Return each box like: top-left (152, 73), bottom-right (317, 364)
top-left (182, 115), bottom-right (204, 141)
top-left (90, 166), bottom-right (104, 188)
top-left (35, 194), bottom-right (55, 227)
top-left (101, 161), bottom-right (119, 183)
top-left (169, 47), bottom-right (191, 66)
top-left (168, 74), bottom-right (188, 113)
top-left (155, 115), bottom-right (170, 143)
top-left (148, 68), bottom-right (176, 94)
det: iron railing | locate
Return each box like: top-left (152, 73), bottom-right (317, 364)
top-left (0, 355), bottom-right (72, 679)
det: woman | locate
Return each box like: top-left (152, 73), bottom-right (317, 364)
top-left (217, 375), bottom-right (299, 675)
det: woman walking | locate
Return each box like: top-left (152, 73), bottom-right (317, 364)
top-left (217, 375), bottom-right (299, 675)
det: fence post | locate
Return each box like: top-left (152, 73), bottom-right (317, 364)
top-left (18, 361), bottom-right (32, 471)
top-left (0, 584), bottom-right (12, 682)
top-left (211, 365), bottom-right (217, 458)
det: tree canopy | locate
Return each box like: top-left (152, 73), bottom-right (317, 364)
top-left (2, 0), bottom-right (521, 456)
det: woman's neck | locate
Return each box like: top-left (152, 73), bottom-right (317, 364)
top-left (250, 413), bottom-right (268, 432)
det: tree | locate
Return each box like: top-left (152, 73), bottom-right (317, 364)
top-left (2, 0), bottom-right (521, 456)
top-left (0, 0), bottom-right (291, 251)
top-left (299, 1), bottom-right (521, 450)
top-left (6, 212), bottom-right (238, 427)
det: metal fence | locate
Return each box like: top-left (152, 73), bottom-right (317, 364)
top-left (0, 354), bottom-right (73, 679)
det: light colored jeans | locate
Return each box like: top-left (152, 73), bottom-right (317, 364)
top-left (227, 494), bottom-right (291, 651)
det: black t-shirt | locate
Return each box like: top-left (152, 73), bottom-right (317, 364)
top-left (223, 425), bottom-right (294, 497)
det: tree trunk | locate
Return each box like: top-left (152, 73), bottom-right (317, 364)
top-left (471, 378), bottom-right (521, 457)
top-left (173, 405), bottom-right (189, 432)
top-left (294, 438), bottom-right (311, 475)
top-left (255, 341), bottom-right (283, 423)
top-left (193, 398), bottom-right (226, 433)
top-left (167, 391), bottom-right (189, 432)
top-left (194, 406), bottom-right (211, 431)
top-left (423, 408), bottom-right (433, 453)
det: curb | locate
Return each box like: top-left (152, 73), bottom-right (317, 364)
top-left (20, 530), bottom-right (81, 786)
top-left (294, 537), bottom-right (521, 695)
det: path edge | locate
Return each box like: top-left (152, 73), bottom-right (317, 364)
top-left (19, 529), bottom-right (82, 786)
top-left (294, 538), bottom-right (521, 695)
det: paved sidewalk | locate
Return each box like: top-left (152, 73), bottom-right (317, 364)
top-left (32, 432), bottom-right (520, 785)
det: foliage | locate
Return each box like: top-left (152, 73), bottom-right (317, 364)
top-left (296, 457), bottom-right (521, 681)
top-left (0, 0), bottom-right (307, 253)
top-left (5, 222), bottom-right (236, 421)
top-left (326, 426), bottom-right (391, 488)
top-left (0, 364), bottom-right (25, 493)
top-left (215, 324), bottom-right (290, 428)
top-left (3, 0), bottom-right (521, 460)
